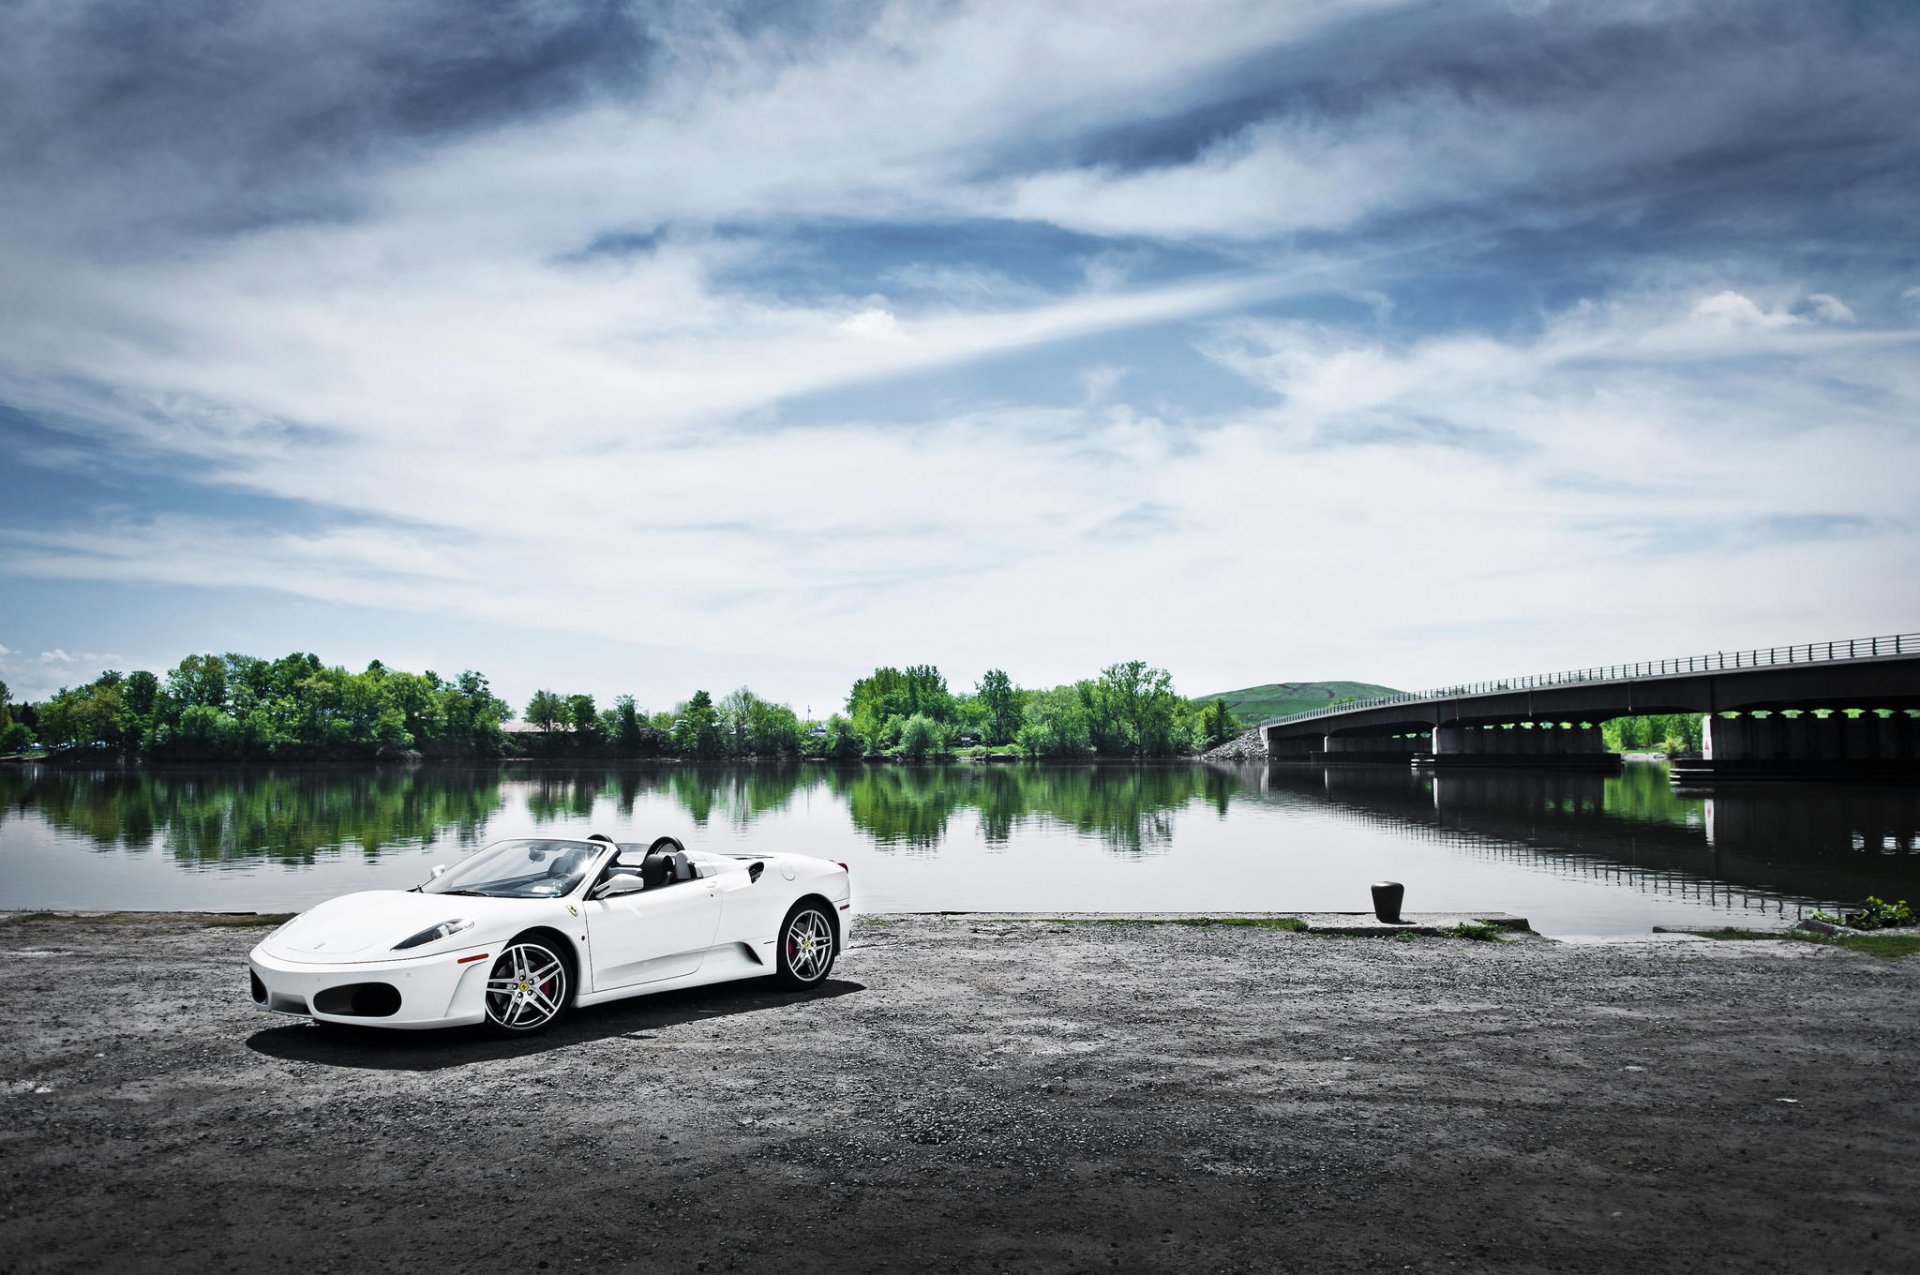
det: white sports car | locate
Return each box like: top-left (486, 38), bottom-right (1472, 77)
top-left (248, 835), bottom-right (852, 1035)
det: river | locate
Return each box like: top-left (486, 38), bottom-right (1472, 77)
top-left (3, 760), bottom-right (1916, 935)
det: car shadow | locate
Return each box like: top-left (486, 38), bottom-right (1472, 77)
top-left (244, 977), bottom-right (865, 1071)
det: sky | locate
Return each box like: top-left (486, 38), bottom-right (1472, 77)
top-left (2, 0), bottom-right (1917, 716)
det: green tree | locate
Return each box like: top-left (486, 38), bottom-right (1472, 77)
top-left (563, 693), bottom-right (601, 749)
top-left (743, 697), bottom-right (802, 756)
top-left (1017, 685), bottom-right (1093, 757)
top-left (167, 654), bottom-right (228, 710)
top-left (525, 690), bottom-right (564, 734)
top-left (1199, 697), bottom-right (1242, 749)
top-left (975, 668), bottom-right (1023, 745)
top-left (673, 690), bottom-right (725, 757)
top-left (897, 712), bottom-right (946, 759)
top-left (1086, 661), bottom-right (1187, 756)
top-left (847, 664), bottom-right (956, 750)
top-left (611, 694), bottom-right (645, 754)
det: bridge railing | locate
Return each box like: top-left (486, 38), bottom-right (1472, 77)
top-left (1262, 632), bottom-right (1920, 729)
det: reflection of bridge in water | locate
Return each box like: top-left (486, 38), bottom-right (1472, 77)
top-left (1258, 764), bottom-right (1920, 917)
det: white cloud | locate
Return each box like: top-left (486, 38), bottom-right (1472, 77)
top-left (835, 307), bottom-right (905, 342)
top-left (1080, 365), bottom-right (1127, 403)
top-left (0, 646), bottom-right (127, 701)
top-left (1690, 290), bottom-right (1805, 330)
top-left (1803, 293), bottom-right (1856, 324)
top-left (988, 33), bottom-right (1886, 242)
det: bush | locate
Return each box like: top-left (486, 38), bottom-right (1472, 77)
top-left (1820, 902), bottom-right (1912, 933)
top-left (896, 713), bottom-right (944, 759)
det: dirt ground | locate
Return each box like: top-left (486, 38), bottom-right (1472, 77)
top-left (1, 912), bottom-right (1915, 1274)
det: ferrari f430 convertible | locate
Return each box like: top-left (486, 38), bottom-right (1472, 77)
top-left (248, 836), bottom-right (852, 1035)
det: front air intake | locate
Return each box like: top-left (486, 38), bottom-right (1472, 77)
top-left (249, 970), bottom-right (267, 1004)
top-left (312, 982), bottom-right (403, 1018)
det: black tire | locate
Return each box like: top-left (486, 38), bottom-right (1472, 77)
top-left (775, 900), bottom-right (838, 989)
top-left (482, 934), bottom-right (573, 1036)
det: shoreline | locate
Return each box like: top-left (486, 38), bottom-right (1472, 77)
top-left (5, 753), bottom-right (1275, 770)
top-left (3, 911), bottom-right (1915, 1272)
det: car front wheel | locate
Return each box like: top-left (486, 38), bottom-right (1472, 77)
top-left (775, 902), bottom-right (837, 989)
top-left (484, 938), bottom-right (571, 1036)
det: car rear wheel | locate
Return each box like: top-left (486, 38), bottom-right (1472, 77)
top-left (483, 938), bottom-right (571, 1036)
top-left (775, 901), bottom-right (837, 989)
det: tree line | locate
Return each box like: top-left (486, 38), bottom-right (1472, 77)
top-left (8, 653), bottom-right (1244, 761)
top-left (510, 659), bottom-right (1245, 759)
top-left (7, 655), bottom-right (509, 760)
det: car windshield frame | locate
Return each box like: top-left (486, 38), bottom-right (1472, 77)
top-left (421, 838), bottom-right (611, 899)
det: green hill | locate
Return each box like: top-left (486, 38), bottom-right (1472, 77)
top-left (1196, 680), bottom-right (1404, 724)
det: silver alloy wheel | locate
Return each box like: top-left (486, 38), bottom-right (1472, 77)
top-left (485, 942), bottom-right (568, 1031)
top-left (784, 908), bottom-right (834, 983)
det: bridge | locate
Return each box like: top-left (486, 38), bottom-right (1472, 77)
top-left (1259, 633), bottom-right (1920, 779)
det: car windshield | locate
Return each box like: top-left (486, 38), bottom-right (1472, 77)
top-left (422, 839), bottom-right (605, 899)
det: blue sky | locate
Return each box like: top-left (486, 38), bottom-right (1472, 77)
top-left (2, 0), bottom-right (1917, 715)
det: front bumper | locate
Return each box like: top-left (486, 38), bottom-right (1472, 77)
top-left (248, 943), bottom-right (496, 1029)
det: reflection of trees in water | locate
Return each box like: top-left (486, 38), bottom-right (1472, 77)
top-left (0, 759), bottom-right (1252, 868)
top-left (503, 762), bottom-right (1243, 851)
top-left (3, 765), bottom-right (505, 864)
top-left (828, 766), bottom-right (959, 852)
top-left (673, 765), bottom-right (812, 828)
top-left (826, 763), bottom-right (1245, 854)
top-left (509, 764), bottom-right (816, 830)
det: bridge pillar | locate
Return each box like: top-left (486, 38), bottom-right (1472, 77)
top-left (1263, 729), bottom-right (1318, 762)
top-left (1673, 711), bottom-right (1920, 781)
top-left (1312, 734), bottom-right (1425, 764)
top-left (1419, 722), bottom-right (1620, 770)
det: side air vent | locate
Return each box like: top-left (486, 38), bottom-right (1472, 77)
top-left (748, 861), bottom-right (764, 883)
top-left (312, 982), bottom-right (403, 1018)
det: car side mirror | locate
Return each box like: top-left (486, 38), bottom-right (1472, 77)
top-left (591, 875), bottom-right (646, 901)
top-left (427, 864), bottom-right (447, 881)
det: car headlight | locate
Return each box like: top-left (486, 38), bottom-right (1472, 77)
top-left (393, 919), bottom-right (476, 950)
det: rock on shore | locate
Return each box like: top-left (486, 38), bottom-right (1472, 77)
top-left (1201, 724), bottom-right (1268, 761)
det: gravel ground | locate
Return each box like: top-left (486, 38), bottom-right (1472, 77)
top-left (1, 911), bottom-right (1916, 1274)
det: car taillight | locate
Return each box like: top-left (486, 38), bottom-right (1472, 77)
top-left (836, 861), bottom-right (850, 872)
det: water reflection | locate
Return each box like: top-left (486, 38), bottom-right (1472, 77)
top-left (1, 764), bottom-right (502, 866)
top-left (5, 760), bottom-right (1918, 925)
top-left (1261, 763), bottom-right (1920, 911)
top-left (828, 763), bottom-right (1234, 854)
top-left (502, 762), bottom-right (1236, 854)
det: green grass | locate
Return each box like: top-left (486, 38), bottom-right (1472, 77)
top-left (201, 913), bottom-right (296, 928)
top-left (1034, 915), bottom-right (1309, 932)
top-left (1170, 916), bottom-right (1310, 932)
top-left (1195, 679), bottom-right (1404, 724)
top-left (1697, 927), bottom-right (1920, 959)
top-left (1448, 921), bottom-right (1504, 942)
top-left (5, 910), bottom-right (294, 928)
top-left (1831, 933), bottom-right (1920, 959)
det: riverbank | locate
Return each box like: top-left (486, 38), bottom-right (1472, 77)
top-left (3, 912), bottom-right (1916, 1273)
